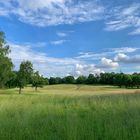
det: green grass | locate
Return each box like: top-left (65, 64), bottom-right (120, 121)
top-left (0, 85), bottom-right (140, 140)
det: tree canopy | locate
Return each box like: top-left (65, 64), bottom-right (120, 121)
top-left (17, 61), bottom-right (33, 94)
top-left (32, 71), bottom-right (45, 91)
top-left (0, 31), bottom-right (13, 88)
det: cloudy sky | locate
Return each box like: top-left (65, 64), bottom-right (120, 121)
top-left (0, 0), bottom-right (140, 77)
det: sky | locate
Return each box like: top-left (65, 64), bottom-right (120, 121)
top-left (0, 0), bottom-right (140, 77)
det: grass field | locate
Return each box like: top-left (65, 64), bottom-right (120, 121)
top-left (0, 85), bottom-right (140, 140)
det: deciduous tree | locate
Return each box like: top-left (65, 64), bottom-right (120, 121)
top-left (32, 71), bottom-right (45, 91)
top-left (17, 61), bottom-right (33, 94)
top-left (0, 31), bottom-right (13, 88)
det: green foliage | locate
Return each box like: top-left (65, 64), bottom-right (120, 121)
top-left (114, 73), bottom-right (125, 88)
top-left (123, 74), bottom-right (132, 88)
top-left (47, 72), bottom-right (140, 89)
top-left (17, 61), bottom-right (33, 93)
top-left (132, 74), bottom-right (140, 88)
top-left (49, 77), bottom-right (59, 85)
top-left (63, 76), bottom-right (75, 84)
top-left (100, 72), bottom-right (115, 85)
top-left (76, 76), bottom-right (87, 84)
top-left (0, 31), bottom-right (13, 88)
top-left (5, 71), bottom-right (17, 88)
top-left (0, 32), bottom-right (10, 55)
top-left (32, 71), bottom-right (45, 91)
top-left (86, 74), bottom-right (97, 84)
top-left (44, 78), bottom-right (49, 85)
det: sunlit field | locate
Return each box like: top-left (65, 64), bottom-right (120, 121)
top-left (0, 85), bottom-right (140, 140)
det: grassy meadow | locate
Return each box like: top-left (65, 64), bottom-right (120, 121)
top-left (0, 85), bottom-right (140, 140)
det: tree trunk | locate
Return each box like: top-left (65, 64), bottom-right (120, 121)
top-left (19, 87), bottom-right (21, 94)
top-left (35, 86), bottom-right (37, 91)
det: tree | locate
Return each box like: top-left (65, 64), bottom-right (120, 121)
top-left (86, 74), bottom-right (96, 84)
top-left (49, 77), bottom-right (57, 85)
top-left (32, 71), bottom-right (45, 91)
top-left (100, 73), bottom-right (115, 85)
top-left (76, 76), bottom-right (87, 84)
top-left (114, 73), bottom-right (124, 88)
top-left (44, 78), bottom-right (49, 85)
top-left (55, 77), bottom-right (62, 84)
top-left (63, 76), bottom-right (75, 84)
top-left (123, 74), bottom-right (132, 88)
top-left (17, 61), bottom-right (33, 94)
top-left (5, 71), bottom-right (17, 88)
top-left (0, 31), bottom-right (13, 88)
top-left (132, 74), bottom-right (140, 88)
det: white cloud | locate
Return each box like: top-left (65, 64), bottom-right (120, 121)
top-left (57, 32), bottom-right (67, 37)
top-left (77, 52), bottom-right (107, 60)
top-left (71, 64), bottom-right (104, 77)
top-left (77, 47), bottom-right (139, 61)
top-left (111, 47), bottom-right (139, 53)
top-left (114, 53), bottom-right (128, 62)
top-left (8, 42), bottom-right (106, 77)
top-left (114, 53), bottom-right (140, 63)
top-left (8, 42), bottom-right (140, 76)
top-left (22, 42), bottom-right (47, 48)
top-left (101, 57), bottom-right (119, 69)
top-left (8, 42), bottom-right (81, 76)
top-left (77, 47), bottom-right (137, 61)
top-left (129, 28), bottom-right (140, 35)
top-left (51, 40), bottom-right (67, 45)
top-left (1, 1), bottom-right (140, 36)
top-left (0, 0), bottom-right (105, 27)
top-left (18, 0), bottom-right (66, 10)
top-left (105, 3), bottom-right (140, 35)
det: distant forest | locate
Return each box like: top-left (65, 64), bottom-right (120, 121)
top-left (1, 31), bottom-right (140, 94)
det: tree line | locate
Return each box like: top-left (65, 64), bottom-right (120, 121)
top-left (48, 73), bottom-right (140, 89)
top-left (1, 31), bottom-right (140, 94)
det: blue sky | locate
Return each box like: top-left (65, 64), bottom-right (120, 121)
top-left (0, 0), bottom-right (140, 77)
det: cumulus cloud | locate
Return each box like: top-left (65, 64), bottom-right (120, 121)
top-left (0, 0), bottom-right (105, 27)
top-left (114, 53), bottom-right (128, 62)
top-left (71, 64), bottom-right (104, 77)
top-left (101, 57), bottom-right (119, 69)
top-left (114, 53), bottom-right (140, 63)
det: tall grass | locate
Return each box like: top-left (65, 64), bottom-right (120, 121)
top-left (0, 85), bottom-right (140, 140)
